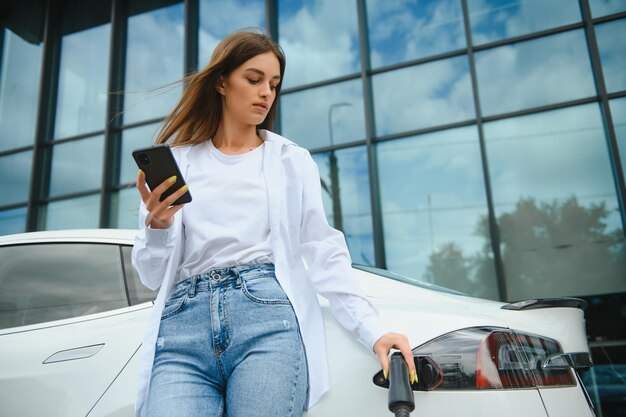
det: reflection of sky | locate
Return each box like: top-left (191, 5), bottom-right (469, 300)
top-left (467, 0), bottom-right (581, 45)
top-left (367, 0), bottom-right (465, 68)
top-left (475, 30), bottom-right (596, 116)
top-left (0, 151), bottom-right (33, 205)
top-left (124, 3), bottom-right (184, 124)
top-left (0, 31), bottom-right (42, 151)
top-left (484, 104), bottom-right (621, 232)
top-left (55, 24), bottom-right (110, 139)
top-left (280, 79), bottom-right (365, 149)
top-left (372, 55), bottom-right (474, 136)
top-left (312, 147), bottom-right (374, 265)
top-left (118, 123), bottom-right (160, 184)
top-left (595, 18), bottom-right (626, 94)
top-left (279, 0), bottom-right (360, 88)
top-left (589, 0), bottom-right (626, 17)
top-left (0, 207), bottom-right (27, 236)
top-left (113, 187), bottom-right (140, 229)
top-left (49, 136), bottom-right (104, 197)
top-left (46, 194), bottom-right (101, 230)
top-left (198, 0), bottom-right (265, 67)
top-left (377, 126), bottom-right (490, 281)
top-left (610, 97), bottom-right (626, 185)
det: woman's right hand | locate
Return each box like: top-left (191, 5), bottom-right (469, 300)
top-left (137, 170), bottom-right (188, 229)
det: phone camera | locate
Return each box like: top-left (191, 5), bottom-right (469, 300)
top-left (138, 153), bottom-right (150, 165)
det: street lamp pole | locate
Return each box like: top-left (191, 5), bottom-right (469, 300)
top-left (327, 102), bottom-right (351, 232)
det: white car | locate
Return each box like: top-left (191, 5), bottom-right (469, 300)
top-left (0, 229), bottom-right (596, 417)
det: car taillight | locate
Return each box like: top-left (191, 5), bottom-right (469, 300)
top-left (413, 327), bottom-right (576, 390)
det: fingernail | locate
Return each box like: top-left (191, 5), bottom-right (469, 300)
top-left (181, 184), bottom-right (188, 191)
top-left (168, 176), bottom-right (177, 183)
top-left (412, 370), bottom-right (418, 384)
top-left (138, 169), bottom-right (143, 176)
top-left (383, 369), bottom-right (388, 379)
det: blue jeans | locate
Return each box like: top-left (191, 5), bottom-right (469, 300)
top-left (146, 264), bottom-right (308, 417)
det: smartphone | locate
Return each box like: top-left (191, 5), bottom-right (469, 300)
top-left (132, 144), bottom-right (192, 205)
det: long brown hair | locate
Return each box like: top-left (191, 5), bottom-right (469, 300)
top-left (155, 29), bottom-right (286, 147)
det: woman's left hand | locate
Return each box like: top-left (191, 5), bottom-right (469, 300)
top-left (373, 332), bottom-right (417, 383)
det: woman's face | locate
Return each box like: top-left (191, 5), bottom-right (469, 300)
top-left (218, 51), bottom-right (281, 128)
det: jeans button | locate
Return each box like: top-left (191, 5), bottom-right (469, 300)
top-left (211, 272), bottom-right (220, 281)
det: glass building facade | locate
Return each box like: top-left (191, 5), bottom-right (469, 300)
top-left (1, 0), bottom-right (625, 413)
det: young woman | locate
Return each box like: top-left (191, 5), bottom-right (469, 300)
top-left (132, 29), bottom-right (416, 417)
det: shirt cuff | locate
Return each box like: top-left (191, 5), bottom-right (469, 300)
top-left (360, 315), bottom-right (389, 353)
top-left (144, 226), bottom-right (170, 247)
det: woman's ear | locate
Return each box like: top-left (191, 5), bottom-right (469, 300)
top-left (216, 76), bottom-right (226, 96)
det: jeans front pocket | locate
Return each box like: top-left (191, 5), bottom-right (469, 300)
top-left (161, 287), bottom-right (188, 320)
top-left (241, 275), bottom-right (291, 305)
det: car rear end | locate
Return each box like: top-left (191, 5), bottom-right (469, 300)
top-left (355, 266), bottom-right (595, 417)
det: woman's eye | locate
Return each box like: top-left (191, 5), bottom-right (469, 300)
top-left (248, 78), bottom-right (259, 84)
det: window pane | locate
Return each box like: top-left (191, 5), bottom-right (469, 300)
top-left (46, 194), bottom-right (101, 230)
top-left (281, 80), bottom-right (365, 149)
top-left (121, 246), bottom-right (157, 305)
top-left (0, 243), bottom-right (127, 329)
top-left (475, 30), bottom-right (596, 116)
top-left (468, 0), bottom-right (581, 45)
top-left (0, 30), bottom-right (43, 152)
top-left (198, 0), bottom-right (265, 67)
top-left (0, 151), bottom-right (33, 206)
top-left (111, 188), bottom-right (140, 229)
top-left (484, 104), bottom-right (625, 300)
top-left (0, 207), bottom-right (27, 236)
top-left (372, 56), bottom-right (474, 136)
top-left (278, 0), bottom-right (360, 88)
top-left (595, 19), bottom-right (626, 94)
top-left (378, 126), bottom-right (498, 298)
top-left (54, 1), bottom-right (111, 138)
top-left (124, 2), bottom-right (184, 124)
top-left (311, 146), bottom-right (374, 266)
top-left (49, 136), bottom-right (103, 197)
top-left (611, 97), bottom-right (626, 184)
top-left (589, 0), bottom-right (626, 17)
top-left (367, 0), bottom-right (465, 68)
top-left (118, 123), bottom-right (160, 185)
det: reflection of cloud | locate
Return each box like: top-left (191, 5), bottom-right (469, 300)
top-left (468, 0), bottom-right (580, 45)
top-left (281, 79), bottom-right (365, 149)
top-left (124, 4), bottom-right (185, 124)
top-left (279, 0), bottom-right (359, 88)
top-left (367, 0), bottom-right (465, 67)
top-left (198, 0), bottom-right (265, 66)
top-left (610, 97), bottom-right (626, 176)
top-left (475, 30), bottom-right (596, 116)
top-left (49, 137), bottom-right (104, 197)
top-left (0, 207), bottom-right (27, 236)
top-left (589, 0), bottom-right (626, 17)
top-left (0, 151), bottom-right (33, 205)
top-left (596, 19), bottom-right (626, 94)
top-left (377, 126), bottom-right (489, 279)
top-left (46, 194), bottom-right (101, 230)
top-left (372, 55), bottom-right (474, 136)
top-left (0, 31), bottom-right (42, 151)
top-left (55, 24), bottom-right (110, 138)
top-left (484, 104), bottom-right (621, 230)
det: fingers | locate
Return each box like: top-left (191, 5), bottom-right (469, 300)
top-left (136, 170), bottom-right (188, 229)
top-left (374, 332), bottom-right (416, 382)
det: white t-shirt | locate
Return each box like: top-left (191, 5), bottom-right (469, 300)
top-left (177, 140), bottom-right (273, 280)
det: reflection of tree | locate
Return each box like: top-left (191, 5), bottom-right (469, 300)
top-left (426, 196), bottom-right (626, 300)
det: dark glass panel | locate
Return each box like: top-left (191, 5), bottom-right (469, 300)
top-left (0, 151), bottom-right (33, 206)
top-left (595, 18), bottom-right (626, 94)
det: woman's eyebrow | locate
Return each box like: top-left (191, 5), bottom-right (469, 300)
top-left (244, 67), bottom-right (281, 80)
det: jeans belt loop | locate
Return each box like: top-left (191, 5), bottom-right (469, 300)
top-left (188, 275), bottom-right (198, 298)
top-left (231, 266), bottom-right (242, 288)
